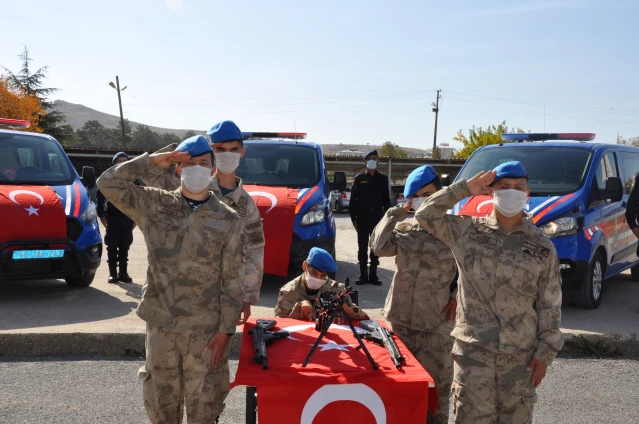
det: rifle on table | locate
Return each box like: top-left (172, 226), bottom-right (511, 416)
top-left (248, 319), bottom-right (289, 370)
top-left (359, 320), bottom-right (405, 370)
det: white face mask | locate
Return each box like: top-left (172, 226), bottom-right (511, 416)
top-left (305, 271), bottom-right (327, 290)
top-left (180, 165), bottom-right (212, 193)
top-left (366, 160), bottom-right (377, 170)
top-left (411, 197), bottom-right (426, 212)
top-left (214, 152), bottom-right (241, 175)
top-left (492, 189), bottom-right (528, 217)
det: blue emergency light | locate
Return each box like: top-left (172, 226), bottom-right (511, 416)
top-left (501, 133), bottom-right (596, 142)
top-left (242, 132), bottom-right (307, 140)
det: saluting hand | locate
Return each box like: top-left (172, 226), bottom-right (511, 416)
top-left (467, 170), bottom-right (497, 196)
top-left (150, 150), bottom-right (191, 169)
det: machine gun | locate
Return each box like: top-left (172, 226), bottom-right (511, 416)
top-left (248, 319), bottom-right (289, 370)
top-left (303, 288), bottom-right (378, 370)
top-left (360, 320), bottom-right (405, 370)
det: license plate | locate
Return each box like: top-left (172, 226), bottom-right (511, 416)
top-left (12, 249), bottom-right (65, 260)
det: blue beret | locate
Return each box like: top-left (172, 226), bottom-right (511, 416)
top-left (404, 165), bottom-right (438, 198)
top-left (493, 161), bottom-right (528, 182)
top-left (306, 247), bottom-right (337, 273)
top-left (364, 150), bottom-right (378, 160)
top-left (112, 152), bottom-right (129, 164)
top-left (207, 120), bottom-right (243, 144)
top-left (176, 135), bottom-right (213, 157)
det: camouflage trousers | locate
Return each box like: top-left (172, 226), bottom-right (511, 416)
top-left (393, 324), bottom-right (454, 424)
top-left (139, 325), bottom-right (231, 424)
top-left (451, 340), bottom-right (537, 424)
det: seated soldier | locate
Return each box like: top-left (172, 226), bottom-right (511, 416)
top-left (274, 247), bottom-right (369, 321)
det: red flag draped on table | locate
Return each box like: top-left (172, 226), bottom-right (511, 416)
top-left (232, 318), bottom-right (437, 424)
top-left (0, 186), bottom-right (66, 246)
top-left (244, 186), bottom-right (298, 276)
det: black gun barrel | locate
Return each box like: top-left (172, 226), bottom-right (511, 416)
top-left (380, 327), bottom-right (404, 370)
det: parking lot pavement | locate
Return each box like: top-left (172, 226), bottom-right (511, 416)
top-left (2, 355), bottom-right (638, 424)
top-left (1, 214), bottom-right (639, 354)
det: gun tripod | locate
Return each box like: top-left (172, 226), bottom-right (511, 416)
top-left (302, 298), bottom-right (378, 370)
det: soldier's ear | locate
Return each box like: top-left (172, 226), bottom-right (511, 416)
top-left (302, 261), bottom-right (307, 272)
top-left (176, 165), bottom-right (182, 176)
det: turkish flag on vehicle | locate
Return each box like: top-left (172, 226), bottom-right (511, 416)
top-left (458, 195), bottom-right (494, 217)
top-left (232, 318), bottom-right (436, 424)
top-left (244, 186), bottom-right (298, 276)
top-left (0, 186), bottom-right (67, 246)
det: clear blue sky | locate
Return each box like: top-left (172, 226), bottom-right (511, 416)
top-left (2, 0), bottom-right (639, 149)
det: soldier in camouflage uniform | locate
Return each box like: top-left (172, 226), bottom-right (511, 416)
top-left (414, 161), bottom-right (564, 424)
top-left (97, 135), bottom-right (245, 424)
top-left (275, 247), bottom-right (369, 321)
top-left (140, 120), bottom-right (264, 325)
top-left (370, 165), bottom-right (457, 424)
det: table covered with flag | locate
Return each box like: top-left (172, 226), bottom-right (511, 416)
top-left (231, 317), bottom-right (437, 424)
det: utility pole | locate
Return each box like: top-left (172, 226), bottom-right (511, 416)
top-left (109, 76), bottom-right (128, 149)
top-left (432, 89), bottom-right (441, 153)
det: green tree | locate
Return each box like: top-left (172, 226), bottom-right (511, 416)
top-left (110, 119), bottom-right (133, 148)
top-left (183, 130), bottom-right (198, 139)
top-left (77, 120), bottom-right (111, 147)
top-left (2, 47), bottom-right (68, 141)
top-left (454, 121), bottom-right (525, 159)
top-left (378, 141), bottom-right (407, 158)
top-left (159, 132), bottom-right (181, 146)
top-left (617, 136), bottom-right (639, 147)
top-left (431, 146), bottom-right (442, 159)
top-left (132, 124), bottom-right (161, 148)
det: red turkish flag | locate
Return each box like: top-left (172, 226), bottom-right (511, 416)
top-left (232, 318), bottom-right (436, 424)
top-left (0, 186), bottom-right (67, 247)
top-left (458, 195), bottom-right (494, 217)
top-left (244, 186), bottom-right (298, 276)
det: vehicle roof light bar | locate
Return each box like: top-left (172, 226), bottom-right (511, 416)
top-left (0, 118), bottom-right (31, 129)
top-left (501, 133), bottom-right (596, 142)
top-left (242, 132), bottom-right (307, 140)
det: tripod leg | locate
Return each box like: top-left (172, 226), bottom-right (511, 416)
top-left (342, 311), bottom-right (379, 370)
top-left (302, 313), bottom-right (336, 367)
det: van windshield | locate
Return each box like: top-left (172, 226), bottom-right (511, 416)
top-left (457, 145), bottom-right (593, 196)
top-left (0, 133), bottom-right (75, 186)
top-left (238, 144), bottom-right (320, 188)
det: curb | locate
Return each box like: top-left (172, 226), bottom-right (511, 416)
top-left (0, 332), bottom-right (245, 358)
top-left (2, 331), bottom-right (638, 358)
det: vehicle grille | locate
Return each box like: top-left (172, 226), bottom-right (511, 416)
top-left (67, 218), bottom-right (83, 241)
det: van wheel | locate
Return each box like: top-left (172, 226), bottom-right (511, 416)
top-left (65, 272), bottom-right (95, 287)
top-left (573, 253), bottom-right (604, 309)
top-left (631, 265), bottom-right (639, 281)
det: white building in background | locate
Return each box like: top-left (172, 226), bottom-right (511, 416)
top-left (426, 142), bottom-right (456, 159)
top-left (336, 149), bottom-right (365, 157)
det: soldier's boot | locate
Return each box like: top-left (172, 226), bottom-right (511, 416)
top-left (355, 263), bottom-right (369, 285)
top-left (108, 263), bottom-right (118, 284)
top-left (118, 253), bottom-right (133, 283)
top-left (368, 265), bottom-right (382, 286)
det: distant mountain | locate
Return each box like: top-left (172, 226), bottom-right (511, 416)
top-left (53, 100), bottom-right (429, 156)
top-left (53, 100), bottom-right (202, 138)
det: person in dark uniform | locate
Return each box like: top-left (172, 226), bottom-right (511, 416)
top-left (625, 172), bottom-right (639, 243)
top-left (96, 152), bottom-right (137, 283)
top-left (349, 149), bottom-right (391, 285)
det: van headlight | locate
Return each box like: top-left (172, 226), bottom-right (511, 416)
top-left (81, 202), bottom-right (98, 225)
top-left (540, 217), bottom-right (578, 238)
top-left (300, 202), bottom-right (326, 227)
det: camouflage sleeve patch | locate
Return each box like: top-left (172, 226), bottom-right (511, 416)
top-left (248, 231), bottom-right (264, 245)
top-left (523, 239), bottom-right (551, 261)
top-left (246, 220), bottom-right (262, 232)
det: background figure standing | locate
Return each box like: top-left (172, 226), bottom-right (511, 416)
top-left (96, 152), bottom-right (136, 284)
top-left (625, 172), bottom-right (639, 244)
top-left (349, 149), bottom-right (390, 285)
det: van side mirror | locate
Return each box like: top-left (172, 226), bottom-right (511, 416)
top-left (81, 166), bottom-right (96, 189)
top-left (332, 171), bottom-right (346, 192)
top-left (440, 174), bottom-right (451, 187)
top-left (604, 177), bottom-right (623, 202)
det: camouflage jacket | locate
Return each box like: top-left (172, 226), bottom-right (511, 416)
top-left (414, 180), bottom-right (564, 365)
top-left (140, 144), bottom-right (265, 305)
top-left (274, 274), bottom-right (361, 320)
top-left (370, 205), bottom-right (457, 333)
top-left (96, 153), bottom-right (245, 335)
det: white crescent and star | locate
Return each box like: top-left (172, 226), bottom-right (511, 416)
top-left (309, 340), bottom-right (353, 352)
top-left (8, 190), bottom-right (44, 216)
top-left (301, 384), bottom-right (386, 424)
top-left (248, 191), bottom-right (278, 214)
top-left (279, 323), bottom-right (368, 342)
